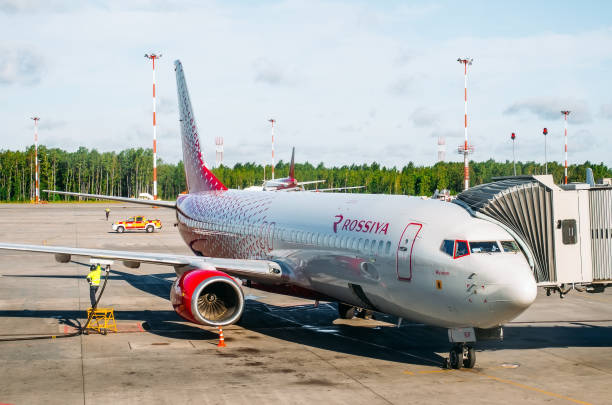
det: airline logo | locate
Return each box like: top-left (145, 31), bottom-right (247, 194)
top-left (333, 215), bottom-right (389, 235)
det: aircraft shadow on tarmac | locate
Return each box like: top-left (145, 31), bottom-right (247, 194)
top-left (3, 266), bottom-right (611, 367)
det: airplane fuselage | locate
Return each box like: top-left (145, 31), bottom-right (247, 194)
top-left (175, 190), bottom-right (537, 329)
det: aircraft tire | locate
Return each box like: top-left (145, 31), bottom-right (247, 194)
top-left (337, 303), bottom-right (355, 319)
top-left (449, 346), bottom-right (463, 369)
top-left (463, 346), bottom-right (476, 368)
top-left (355, 308), bottom-right (373, 319)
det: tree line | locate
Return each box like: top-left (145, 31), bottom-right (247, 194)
top-left (0, 146), bottom-right (610, 202)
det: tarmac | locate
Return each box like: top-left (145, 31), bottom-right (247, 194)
top-left (0, 203), bottom-right (610, 405)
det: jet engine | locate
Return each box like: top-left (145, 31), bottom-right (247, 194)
top-left (170, 269), bottom-right (244, 326)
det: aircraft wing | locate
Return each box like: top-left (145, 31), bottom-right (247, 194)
top-left (297, 180), bottom-right (326, 186)
top-left (308, 186), bottom-right (365, 192)
top-left (0, 243), bottom-right (283, 282)
top-left (44, 190), bottom-right (177, 209)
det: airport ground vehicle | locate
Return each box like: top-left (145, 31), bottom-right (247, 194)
top-left (0, 60), bottom-right (540, 369)
top-left (112, 216), bottom-right (162, 233)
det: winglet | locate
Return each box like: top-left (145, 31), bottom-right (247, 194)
top-left (174, 60), bottom-right (227, 193)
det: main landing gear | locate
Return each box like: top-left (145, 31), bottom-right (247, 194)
top-left (447, 343), bottom-right (475, 369)
top-left (337, 303), bottom-right (373, 320)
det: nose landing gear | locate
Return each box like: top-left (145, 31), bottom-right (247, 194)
top-left (447, 343), bottom-right (475, 369)
top-left (445, 327), bottom-right (478, 369)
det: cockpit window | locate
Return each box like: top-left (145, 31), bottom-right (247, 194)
top-left (441, 240), bottom-right (454, 256)
top-left (501, 240), bottom-right (519, 253)
top-left (454, 240), bottom-right (470, 258)
top-left (469, 241), bottom-right (501, 253)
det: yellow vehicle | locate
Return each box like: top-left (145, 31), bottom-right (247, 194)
top-left (112, 216), bottom-right (162, 233)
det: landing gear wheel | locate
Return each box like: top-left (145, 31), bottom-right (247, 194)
top-left (146, 225), bottom-right (154, 233)
top-left (337, 303), bottom-right (355, 319)
top-left (116, 226), bottom-right (125, 233)
top-left (449, 346), bottom-right (463, 369)
top-left (355, 308), bottom-right (373, 320)
top-left (463, 345), bottom-right (476, 368)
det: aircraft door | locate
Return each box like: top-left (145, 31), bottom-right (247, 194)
top-left (396, 223), bottom-right (422, 281)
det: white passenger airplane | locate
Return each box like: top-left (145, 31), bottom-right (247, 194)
top-left (0, 60), bottom-right (537, 369)
top-left (245, 147), bottom-right (364, 192)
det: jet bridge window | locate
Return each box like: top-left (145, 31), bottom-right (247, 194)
top-left (561, 219), bottom-right (577, 245)
top-left (469, 241), bottom-right (501, 253)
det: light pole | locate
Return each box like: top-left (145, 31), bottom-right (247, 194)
top-left (145, 53), bottom-right (162, 199)
top-left (511, 132), bottom-right (516, 176)
top-left (268, 118), bottom-right (275, 180)
top-left (457, 57), bottom-right (474, 190)
top-left (543, 127), bottom-right (548, 175)
top-left (561, 110), bottom-right (571, 184)
top-left (31, 116), bottom-right (40, 203)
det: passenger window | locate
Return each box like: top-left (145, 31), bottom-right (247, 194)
top-left (454, 240), bottom-right (470, 258)
top-left (370, 239), bottom-right (377, 254)
top-left (562, 219), bottom-right (577, 245)
top-left (501, 240), bottom-right (519, 253)
top-left (358, 238), bottom-right (364, 250)
top-left (136, 217), bottom-right (143, 221)
top-left (385, 241), bottom-right (391, 254)
top-left (469, 241), bottom-right (501, 253)
top-left (363, 239), bottom-right (369, 251)
top-left (317, 234), bottom-right (322, 245)
top-left (441, 240), bottom-right (454, 256)
top-left (378, 240), bottom-right (384, 255)
top-left (127, 217), bottom-right (135, 222)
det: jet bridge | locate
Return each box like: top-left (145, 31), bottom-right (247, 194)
top-left (454, 175), bottom-right (612, 290)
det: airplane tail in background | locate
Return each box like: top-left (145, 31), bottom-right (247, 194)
top-left (174, 60), bottom-right (227, 193)
top-left (289, 147), bottom-right (295, 179)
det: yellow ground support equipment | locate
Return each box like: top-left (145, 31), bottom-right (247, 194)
top-left (85, 307), bottom-right (117, 335)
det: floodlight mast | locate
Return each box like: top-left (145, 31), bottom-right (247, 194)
top-left (268, 119), bottom-right (275, 180)
top-left (561, 110), bottom-right (571, 184)
top-left (511, 132), bottom-right (517, 176)
top-left (145, 53), bottom-right (162, 200)
top-left (543, 128), bottom-right (548, 175)
top-left (31, 117), bottom-right (40, 203)
top-left (457, 57), bottom-right (474, 190)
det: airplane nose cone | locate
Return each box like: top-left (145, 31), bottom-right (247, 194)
top-left (507, 276), bottom-right (537, 308)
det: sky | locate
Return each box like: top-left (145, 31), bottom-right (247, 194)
top-left (1, 0), bottom-right (611, 168)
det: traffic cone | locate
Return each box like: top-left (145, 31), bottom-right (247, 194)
top-left (217, 326), bottom-right (226, 348)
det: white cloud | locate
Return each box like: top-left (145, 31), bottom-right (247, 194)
top-left (504, 97), bottom-right (592, 124)
top-left (0, 47), bottom-right (45, 85)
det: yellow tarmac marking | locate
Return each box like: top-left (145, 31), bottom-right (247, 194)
top-left (463, 369), bottom-right (592, 405)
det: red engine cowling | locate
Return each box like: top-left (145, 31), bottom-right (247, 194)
top-left (170, 269), bottom-right (244, 326)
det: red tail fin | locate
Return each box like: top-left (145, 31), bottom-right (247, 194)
top-left (175, 60), bottom-right (227, 192)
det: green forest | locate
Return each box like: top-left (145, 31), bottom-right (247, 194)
top-left (0, 146), bottom-right (610, 202)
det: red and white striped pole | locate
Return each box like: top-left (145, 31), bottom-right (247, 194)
top-left (561, 110), bottom-right (571, 184)
top-left (457, 58), bottom-right (473, 190)
top-left (145, 53), bottom-right (162, 200)
top-left (31, 116), bottom-right (40, 203)
top-left (268, 118), bottom-right (275, 180)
